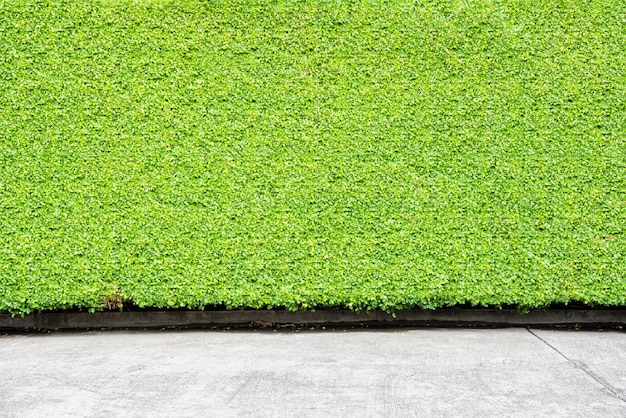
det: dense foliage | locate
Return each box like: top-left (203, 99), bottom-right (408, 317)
top-left (1, 0), bottom-right (624, 314)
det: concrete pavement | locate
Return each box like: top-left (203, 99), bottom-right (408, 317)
top-left (1, 328), bottom-right (625, 417)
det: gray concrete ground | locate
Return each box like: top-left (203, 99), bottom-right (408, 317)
top-left (1, 328), bottom-right (625, 417)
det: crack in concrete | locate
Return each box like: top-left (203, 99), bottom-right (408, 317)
top-left (225, 374), bottom-right (255, 407)
top-left (526, 328), bottom-right (626, 404)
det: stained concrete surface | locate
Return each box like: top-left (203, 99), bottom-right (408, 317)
top-left (1, 328), bottom-right (625, 417)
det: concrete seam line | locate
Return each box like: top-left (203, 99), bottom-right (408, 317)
top-left (526, 328), bottom-right (626, 404)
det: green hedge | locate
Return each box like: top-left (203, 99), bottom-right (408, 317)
top-left (0, 0), bottom-right (624, 314)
